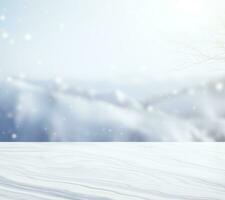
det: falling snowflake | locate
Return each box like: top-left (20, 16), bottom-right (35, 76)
top-left (115, 90), bottom-right (126, 103)
top-left (16, 104), bottom-right (23, 111)
top-left (11, 133), bottom-right (17, 140)
top-left (24, 33), bottom-right (32, 41)
top-left (53, 132), bottom-right (57, 136)
top-left (215, 82), bottom-right (224, 92)
top-left (59, 23), bottom-right (65, 31)
top-left (147, 105), bottom-right (154, 112)
top-left (172, 89), bottom-right (178, 95)
top-left (140, 65), bottom-right (148, 72)
top-left (6, 112), bottom-right (14, 119)
top-left (2, 31), bottom-right (9, 39)
top-left (6, 76), bottom-right (13, 83)
top-left (9, 38), bottom-right (15, 45)
top-left (55, 77), bottom-right (63, 84)
top-left (37, 59), bottom-right (43, 65)
top-left (192, 105), bottom-right (197, 111)
top-left (0, 15), bottom-right (6, 21)
top-left (107, 129), bottom-right (112, 133)
top-left (188, 89), bottom-right (195, 96)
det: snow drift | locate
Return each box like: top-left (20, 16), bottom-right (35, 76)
top-left (0, 143), bottom-right (225, 200)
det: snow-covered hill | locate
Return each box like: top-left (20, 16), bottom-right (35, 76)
top-left (0, 76), bottom-right (224, 141)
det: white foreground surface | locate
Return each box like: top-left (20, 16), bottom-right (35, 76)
top-left (0, 143), bottom-right (225, 200)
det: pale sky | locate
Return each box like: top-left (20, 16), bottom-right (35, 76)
top-left (0, 0), bottom-right (225, 82)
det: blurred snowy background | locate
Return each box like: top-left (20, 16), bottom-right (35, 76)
top-left (1, 0), bottom-right (225, 141)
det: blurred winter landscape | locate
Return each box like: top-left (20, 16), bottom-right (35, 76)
top-left (0, 75), bottom-right (225, 141)
top-left (1, 0), bottom-right (225, 141)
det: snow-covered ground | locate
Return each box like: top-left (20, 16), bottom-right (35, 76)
top-left (0, 76), bottom-right (225, 141)
top-left (0, 143), bottom-right (224, 200)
